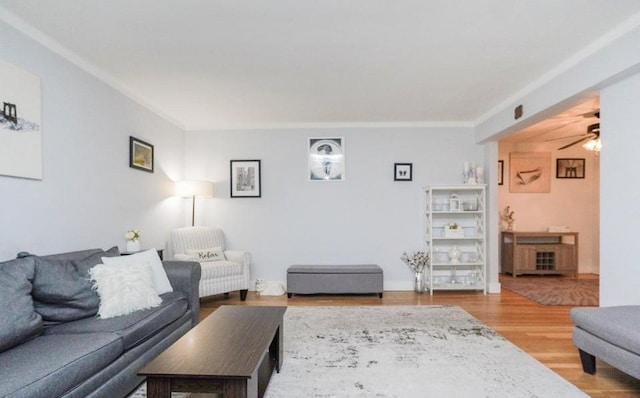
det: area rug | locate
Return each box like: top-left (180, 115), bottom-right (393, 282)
top-left (500, 276), bottom-right (598, 306)
top-left (263, 305), bottom-right (586, 397)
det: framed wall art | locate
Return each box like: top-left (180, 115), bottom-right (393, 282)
top-left (308, 137), bottom-right (344, 181)
top-left (394, 163), bottom-right (412, 181)
top-left (129, 136), bottom-right (154, 173)
top-left (230, 159), bottom-right (261, 198)
top-left (0, 60), bottom-right (42, 180)
top-left (498, 160), bottom-right (504, 185)
top-left (556, 158), bottom-right (585, 179)
top-left (509, 152), bottom-right (551, 193)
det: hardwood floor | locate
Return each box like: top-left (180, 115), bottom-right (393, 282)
top-left (199, 280), bottom-right (640, 397)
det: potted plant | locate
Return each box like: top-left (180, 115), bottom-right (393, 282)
top-left (444, 222), bottom-right (464, 238)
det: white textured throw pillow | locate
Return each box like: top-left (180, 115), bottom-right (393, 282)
top-left (187, 247), bottom-right (226, 262)
top-left (101, 249), bottom-right (173, 295)
top-left (89, 262), bottom-right (161, 319)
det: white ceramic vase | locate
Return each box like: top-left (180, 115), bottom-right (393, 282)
top-left (126, 240), bottom-right (141, 253)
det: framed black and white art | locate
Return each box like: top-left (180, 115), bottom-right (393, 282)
top-left (308, 137), bottom-right (344, 181)
top-left (394, 163), bottom-right (413, 181)
top-left (230, 159), bottom-right (261, 198)
top-left (556, 158), bottom-right (585, 179)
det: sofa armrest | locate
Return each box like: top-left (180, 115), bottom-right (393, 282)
top-left (162, 260), bottom-right (201, 325)
top-left (224, 250), bottom-right (251, 267)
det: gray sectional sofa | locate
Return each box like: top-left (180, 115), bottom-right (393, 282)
top-left (0, 247), bottom-right (201, 398)
top-left (571, 306), bottom-right (640, 379)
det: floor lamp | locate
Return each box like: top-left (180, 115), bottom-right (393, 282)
top-left (175, 180), bottom-right (214, 226)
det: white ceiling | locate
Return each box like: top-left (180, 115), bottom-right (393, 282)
top-left (1, 1), bottom-right (639, 131)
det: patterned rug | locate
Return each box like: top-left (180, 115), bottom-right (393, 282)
top-left (500, 276), bottom-right (599, 306)
top-left (263, 306), bottom-right (586, 397)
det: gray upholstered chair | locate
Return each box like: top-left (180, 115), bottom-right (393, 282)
top-left (167, 226), bottom-right (251, 300)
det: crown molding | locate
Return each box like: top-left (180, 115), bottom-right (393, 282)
top-left (186, 120), bottom-right (474, 132)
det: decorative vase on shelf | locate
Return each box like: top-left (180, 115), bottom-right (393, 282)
top-left (448, 246), bottom-right (461, 264)
top-left (126, 240), bottom-right (141, 253)
top-left (414, 271), bottom-right (426, 293)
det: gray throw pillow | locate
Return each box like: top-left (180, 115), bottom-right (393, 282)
top-left (0, 257), bottom-right (42, 352)
top-left (32, 257), bottom-right (100, 322)
top-left (72, 246), bottom-right (120, 277)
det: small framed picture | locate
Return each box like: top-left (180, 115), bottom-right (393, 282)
top-left (129, 136), bottom-right (154, 173)
top-left (498, 160), bottom-right (504, 185)
top-left (230, 160), bottom-right (261, 198)
top-left (556, 158), bottom-right (585, 179)
top-left (394, 163), bottom-right (413, 181)
top-left (308, 137), bottom-right (345, 181)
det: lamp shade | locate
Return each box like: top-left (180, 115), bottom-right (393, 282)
top-left (174, 180), bottom-right (214, 198)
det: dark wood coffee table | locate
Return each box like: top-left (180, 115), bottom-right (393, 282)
top-left (139, 306), bottom-right (286, 398)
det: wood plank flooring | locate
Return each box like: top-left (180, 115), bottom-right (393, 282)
top-left (199, 277), bottom-right (640, 397)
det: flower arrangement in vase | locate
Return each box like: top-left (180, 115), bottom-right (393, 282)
top-left (502, 206), bottom-right (515, 230)
top-left (124, 229), bottom-right (142, 253)
top-left (401, 251), bottom-right (430, 293)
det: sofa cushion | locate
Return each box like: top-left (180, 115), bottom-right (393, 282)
top-left (0, 257), bottom-right (42, 352)
top-left (72, 245), bottom-right (120, 277)
top-left (90, 261), bottom-right (162, 319)
top-left (0, 333), bottom-right (123, 398)
top-left (571, 306), bottom-right (640, 356)
top-left (44, 291), bottom-right (188, 350)
top-left (32, 256), bottom-right (100, 322)
top-left (201, 260), bottom-right (244, 279)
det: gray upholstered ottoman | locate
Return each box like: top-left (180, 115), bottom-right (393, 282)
top-left (287, 264), bottom-right (383, 298)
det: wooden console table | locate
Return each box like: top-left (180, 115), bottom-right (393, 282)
top-left (501, 231), bottom-right (578, 277)
top-left (139, 306), bottom-right (286, 398)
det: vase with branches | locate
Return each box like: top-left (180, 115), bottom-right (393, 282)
top-left (401, 251), bottom-right (430, 293)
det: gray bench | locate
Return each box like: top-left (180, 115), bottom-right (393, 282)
top-left (571, 306), bottom-right (640, 379)
top-left (287, 264), bottom-right (383, 298)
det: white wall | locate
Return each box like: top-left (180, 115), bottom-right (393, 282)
top-left (0, 21), bottom-right (186, 259)
top-left (185, 127), bottom-right (483, 289)
top-left (498, 142), bottom-right (600, 273)
top-left (600, 72), bottom-right (640, 306)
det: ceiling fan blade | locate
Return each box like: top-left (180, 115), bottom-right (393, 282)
top-left (558, 136), bottom-right (590, 150)
top-left (544, 133), bottom-right (587, 142)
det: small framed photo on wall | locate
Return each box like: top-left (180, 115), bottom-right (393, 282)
top-left (498, 160), bottom-right (504, 185)
top-left (556, 158), bottom-right (585, 179)
top-left (129, 136), bottom-right (154, 173)
top-left (394, 163), bottom-right (413, 181)
top-left (230, 159), bottom-right (261, 198)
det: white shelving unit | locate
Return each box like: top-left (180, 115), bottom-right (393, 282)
top-left (424, 185), bottom-right (486, 294)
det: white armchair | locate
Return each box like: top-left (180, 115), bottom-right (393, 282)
top-left (167, 226), bottom-right (251, 300)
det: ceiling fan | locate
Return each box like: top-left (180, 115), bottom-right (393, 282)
top-left (546, 111), bottom-right (600, 151)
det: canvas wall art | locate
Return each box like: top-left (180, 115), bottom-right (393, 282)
top-left (308, 137), bottom-right (344, 181)
top-left (0, 60), bottom-right (42, 180)
top-left (509, 152), bottom-right (551, 193)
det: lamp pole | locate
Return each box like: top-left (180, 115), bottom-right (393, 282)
top-left (191, 195), bottom-right (196, 226)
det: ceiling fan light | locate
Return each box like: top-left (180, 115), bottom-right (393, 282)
top-left (583, 138), bottom-right (601, 151)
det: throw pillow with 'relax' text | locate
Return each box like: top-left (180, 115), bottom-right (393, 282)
top-left (187, 247), bottom-right (225, 262)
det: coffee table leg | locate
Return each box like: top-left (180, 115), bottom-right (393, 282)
top-left (224, 378), bottom-right (251, 398)
top-left (269, 322), bottom-right (283, 373)
top-left (146, 377), bottom-right (171, 398)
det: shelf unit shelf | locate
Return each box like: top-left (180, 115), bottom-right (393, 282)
top-left (424, 185), bottom-right (487, 294)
